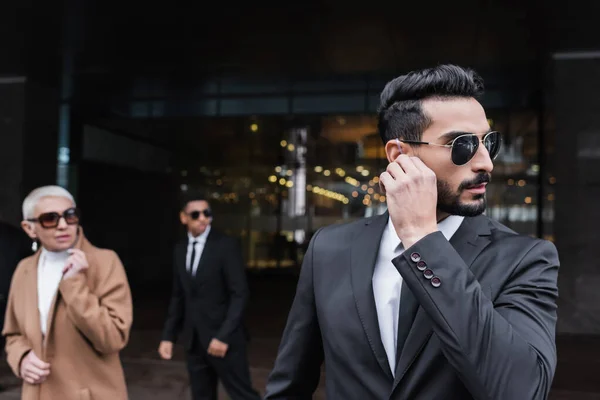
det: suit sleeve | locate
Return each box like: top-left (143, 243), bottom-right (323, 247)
top-left (2, 270), bottom-right (33, 377)
top-left (59, 251), bottom-right (133, 354)
top-left (394, 232), bottom-right (558, 400)
top-left (215, 238), bottom-right (250, 342)
top-left (162, 247), bottom-right (185, 343)
top-left (265, 229), bottom-right (324, 399)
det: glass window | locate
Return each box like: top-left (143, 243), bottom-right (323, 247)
top-left (485, 110), bottom-right (547, 238)
top-left (150, 108), bottom-right (550, 271)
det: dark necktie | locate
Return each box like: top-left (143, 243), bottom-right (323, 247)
top-left (189, 241), bottom-right (198, 276)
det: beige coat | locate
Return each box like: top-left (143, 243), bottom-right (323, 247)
top-left (2, 230), bottom-right (133, 400)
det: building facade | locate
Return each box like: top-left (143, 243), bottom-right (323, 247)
top-left (1, 0), bottom-right (599, 333)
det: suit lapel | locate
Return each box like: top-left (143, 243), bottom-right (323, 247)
top-left (176, 241), bottom-right (190, 285)
top-left (393, 215), bottom-right (492, 387)
top-left (395, 281), bottom-right (419, 366)
top-left (350, 213), bottom-right (394, 381)
top-left (43, 291), bottom-right (60, 354)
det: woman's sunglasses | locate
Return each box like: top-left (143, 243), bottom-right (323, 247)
top-left (27, 207), bottom-right (81, 229)
top-left (397, 131), bottom-right (502, 166)
top-left (188, 209), bottom-right (213, 220)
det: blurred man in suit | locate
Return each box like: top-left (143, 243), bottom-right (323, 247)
top-left (159, 195), bottom-right (260, 400)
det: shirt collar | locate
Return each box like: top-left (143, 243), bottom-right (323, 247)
top-left (188, 225), bottom-right (211, 244)
top-left (386, 214), bottom-right (465, 247)
top-left (40, 247), bottom-right (69, 263)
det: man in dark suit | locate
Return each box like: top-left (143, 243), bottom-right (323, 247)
top-left (0, 220), bottom-right (31, 391)
top-left (159, 195), bottom-right (260, 400)
top-left (265, 65), bottom-right (559, 400)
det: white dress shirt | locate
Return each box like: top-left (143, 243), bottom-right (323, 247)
top-left (187, 226), bottom-right (211, 276)
top-left (37, 248), bottom-right (69, 336)
top-left (373, 215), bottom-right (465, 374)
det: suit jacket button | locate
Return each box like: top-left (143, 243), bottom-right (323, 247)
top-left (410, 252), bottom-right (421, 262)
top-left (423, 269), bottom-right (434, 280)
top-left (431, 276), bottom-right (441, 287)
top-left (416, 261), bottom-right (427, 271)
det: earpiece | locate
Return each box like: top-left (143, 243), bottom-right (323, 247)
top-left (395, 138), bottom-right (403, 155)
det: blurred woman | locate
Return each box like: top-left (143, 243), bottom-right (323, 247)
top-left (2, 185), bottom-right (133, 400)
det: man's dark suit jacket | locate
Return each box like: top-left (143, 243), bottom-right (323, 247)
top-left (162, 229), bottom-right (250, 349)
top-left (265, 213), bottom-right (559, 400)
top-left (0, 221), bottom-right (30, 341)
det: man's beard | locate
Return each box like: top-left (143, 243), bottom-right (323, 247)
top-left (437, 173), bottom-right (491, 217)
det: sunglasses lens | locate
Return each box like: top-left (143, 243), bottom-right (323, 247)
top-left (38, 213), bottom-right (60, 228)
top-left (190, 211), bottom-right (201, 220)
top-left (451, 135), bottom-right (479, 165)
top-left (64, 208), bottom-right (80, 225)
top-left (484, 132), bottom-right (502, 160)
top-left (203, 209), bottom-right (213, 218)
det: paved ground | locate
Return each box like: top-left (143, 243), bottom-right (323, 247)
top-left (1, 275), bottom-right (600, 399)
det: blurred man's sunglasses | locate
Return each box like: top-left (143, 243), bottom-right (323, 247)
top-left (27, 207), bottom-right (81, 229)
top-left (188, 209), bottom-right (212, 220)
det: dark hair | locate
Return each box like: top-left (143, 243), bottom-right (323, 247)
top-left (180, 192), bottom-right (210, 211)
top-left (377, 64), bottom-right (484, 144)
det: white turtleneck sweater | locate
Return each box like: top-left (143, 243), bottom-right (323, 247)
top-left (37, 248), bottom-right (69, 336)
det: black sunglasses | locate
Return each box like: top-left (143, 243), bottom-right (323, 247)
top-left (188, 209), bottom-right (212, 220)
top-left (398, 131), bottom-right (502, 166)
top-left (27, 207), bottom-right (81, 229)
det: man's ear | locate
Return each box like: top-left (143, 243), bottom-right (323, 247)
top-left (179, 211), bottom-right (188, 226)
top-left (384, 139), bottom-right (411, 162)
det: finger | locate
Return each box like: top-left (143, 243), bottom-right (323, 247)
top-left (379, 172), bottom-right (396, 193)
top-left (74, 255), bottom-right (89, 269)
top-left (70, 253), bottom-right (85, 266)
top-left (386, 161), bottom-right (409, 181)
top-left (29, 354), bottom-right (50, 370)
top-left (395, 155), bottom-right (421, 176)
top-left (25, 371), bottom-right (41, 382)
top-left (27, 370), bottom-right (47, 384)
top-left (31, 359), bottom-right (50, 370)
top-left (74, 251), bottom-right (87, 263)
top-left (28, 365), bottom-right (49, 376)
top-left (64, 257), bottom-right (75, 269)
top-left (23, 375), bottom-right (35, 385)
top-left (410, 156), bottom-right (435, 175)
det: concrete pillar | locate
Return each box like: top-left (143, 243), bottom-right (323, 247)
top-left (553, 54), bottom-right (600, 333)
top-left (0, 78), bottom-right (59, 225)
